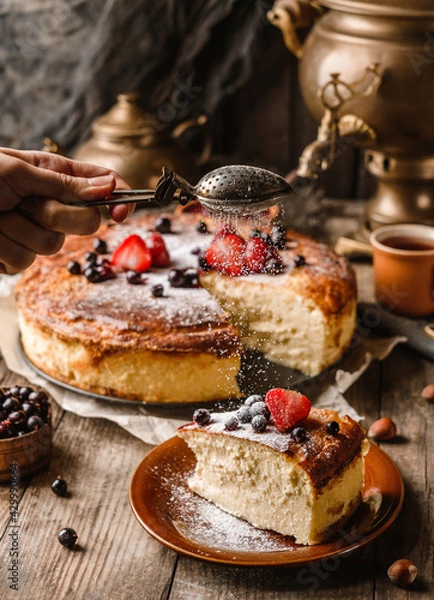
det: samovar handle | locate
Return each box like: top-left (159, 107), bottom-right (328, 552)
top-left (267, 0), bottom-right (322, 58)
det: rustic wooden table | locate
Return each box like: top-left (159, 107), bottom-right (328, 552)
top-left (1, 199), bottom-right (433, 599)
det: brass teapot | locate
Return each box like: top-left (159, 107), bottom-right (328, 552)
top-left (73, 93), bottom-right (211, 189)
top-left (269, 0), bottom-right (434, 230)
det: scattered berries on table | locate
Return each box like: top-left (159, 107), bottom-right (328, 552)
top-left (58, 527), bottom-right (78, 549)
top-left (51, 476), bottom-right (68, 497)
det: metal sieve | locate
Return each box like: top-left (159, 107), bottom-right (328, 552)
top-left (66, 165), bottom-right (292, 217)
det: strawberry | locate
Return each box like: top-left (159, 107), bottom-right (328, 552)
top-left (111, 234), bottom-right (152, 272)
top-left (244, 236), bottom-right (281, 274)
top-left (265, 388), bottom-right (311, 432)
top-left (213, 223), bottom-right (237, 239)
top-left (145, 232), bottom-right (170, 267)
top-left (205, 233), bottom-right (246, 277)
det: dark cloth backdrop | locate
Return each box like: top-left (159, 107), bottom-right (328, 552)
top-left (0, 0), bottom-right (273, 153)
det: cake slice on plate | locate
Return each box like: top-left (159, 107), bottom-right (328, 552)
top-left (177, 388), bottom-right (368, 545)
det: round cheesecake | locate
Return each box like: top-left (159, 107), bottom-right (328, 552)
top-left (14, 212), bottom-right (357, 403)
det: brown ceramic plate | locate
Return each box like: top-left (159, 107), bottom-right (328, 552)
top-left (129, 438), bottom-right (404, 567)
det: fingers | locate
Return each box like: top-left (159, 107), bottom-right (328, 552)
top-left (0, 232), bottom-right (37, 275)
top-left (0, 211), bottom-right (65, 256)
top-left (17, 197), bottom-right (103, 235)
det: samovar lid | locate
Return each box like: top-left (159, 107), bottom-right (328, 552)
top-left (319, 0), bottom-right (434, 17)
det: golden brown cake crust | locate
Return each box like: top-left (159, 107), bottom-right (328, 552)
top-left (15, 213), bottom-right (240, 359)
top-left (178, 407), bottom-right (366, 490)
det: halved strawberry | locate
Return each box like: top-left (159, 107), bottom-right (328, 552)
top-left (111, 234), bottom-right (152, 272)
top-left (265, 388), bottom-right (311, 432)
top-left (145, 232), bottom-right (170, 267)
top-left (205, 233), bottom-right (246, 277)
top-left (244, 236), bottom-right (281, 274)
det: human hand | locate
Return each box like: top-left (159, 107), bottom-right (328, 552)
top-left (0, 148), bottom-right (134, 274)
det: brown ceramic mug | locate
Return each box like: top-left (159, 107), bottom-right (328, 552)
top-left (370, 224), bottom-right (434, 317)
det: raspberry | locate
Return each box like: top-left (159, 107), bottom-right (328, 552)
top-left (265, 388), bottom-right (311, 432)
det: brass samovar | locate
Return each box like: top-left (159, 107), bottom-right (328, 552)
top-left (269, 0), bottom-right (434, 231)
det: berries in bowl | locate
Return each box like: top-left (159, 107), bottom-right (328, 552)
top-left (0, 385), bottom-right (52, 482)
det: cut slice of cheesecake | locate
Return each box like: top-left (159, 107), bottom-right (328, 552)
top-left (177, 402), bottom-right (368, 545)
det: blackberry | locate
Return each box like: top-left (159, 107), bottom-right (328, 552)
top-left (67, 260), bottom-right (81, 275)
top-left (58, 527), bottom-right (78, 549)
top-left (326, 421), bottom-right (340, 435)
top-left (252, 414), bottom-right (267, 433)
top-left (155, 216), bottom-right (172, 234)
top-left (193, 408), bottom-right (211, 426)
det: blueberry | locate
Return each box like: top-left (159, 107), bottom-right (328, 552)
top-left (196, 220), bottom-right (209, 234)
top-left (252, 414), bottom-right (268, 433)
top-left (51, 476), bottom-right (68, 497)
top-left (155, 216), bottom-right (172, 234)
top-left (28, 390), bottom-right (48, 405)
top-left (21, 402), bottom-right (39, 416)
top-left (151, 284), bottom-right (164, 298)
top-left (9, 410), bottom-right (26, 426)
top-left (83, 267), bottom-right (102, 283)
top-left (96, 264), bottom-right (116, 281)
top-left (250, 401), bottom-right (270, 420)
top-left (224, 415), bottom-right (239, 431)
top-left (190, 247), bottom-right (201, 255)
top-left (58, 527), bottom-right (78, 549)
top-left (271, 224), bottom-right (287, 249)
top-left (250, 228), bottom-right (262, 239)
top-left (2, 397), bottom-right (21, 412)
top-left (184, 268), bottom-right (199, 288)
top-left (244, 394), bottom-right (263, 407)
top-left (18, 386), bottom-right (32, 400)
top-left (326, 421), bottom-right (340, 436)
top-left (294, 254), bottom-right (306, 267)
top-left (126, 270), bottom-right (145, 285)
top-left (84, 251), bottom-right (97, 264)
top-left (27, 415), bottom-right (45, 431)
top-left (197, 253), bottom-right (211, 271)
top-left (236, 405), bottom-right (252, 423)
top-left (193, 408), bottom-right (211, 426)
top-left (168, 269), bottom-right (187, 288)
top-left (292, 427), bottom-right (307, 442)
top-left (67, 261), bottom-right (81, 275)
top-left (93, 238), bottom-right (108, 254)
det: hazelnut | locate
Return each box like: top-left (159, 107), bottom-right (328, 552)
top-left (368, 417), bottom-right (397, 441)
top-left (387, 559), bottom-right (417, 587)
top-left (421, 383), bottom-right (434, 401)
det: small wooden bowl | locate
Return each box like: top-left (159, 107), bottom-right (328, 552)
top-left (0, 423), bottom-right (52, 482)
